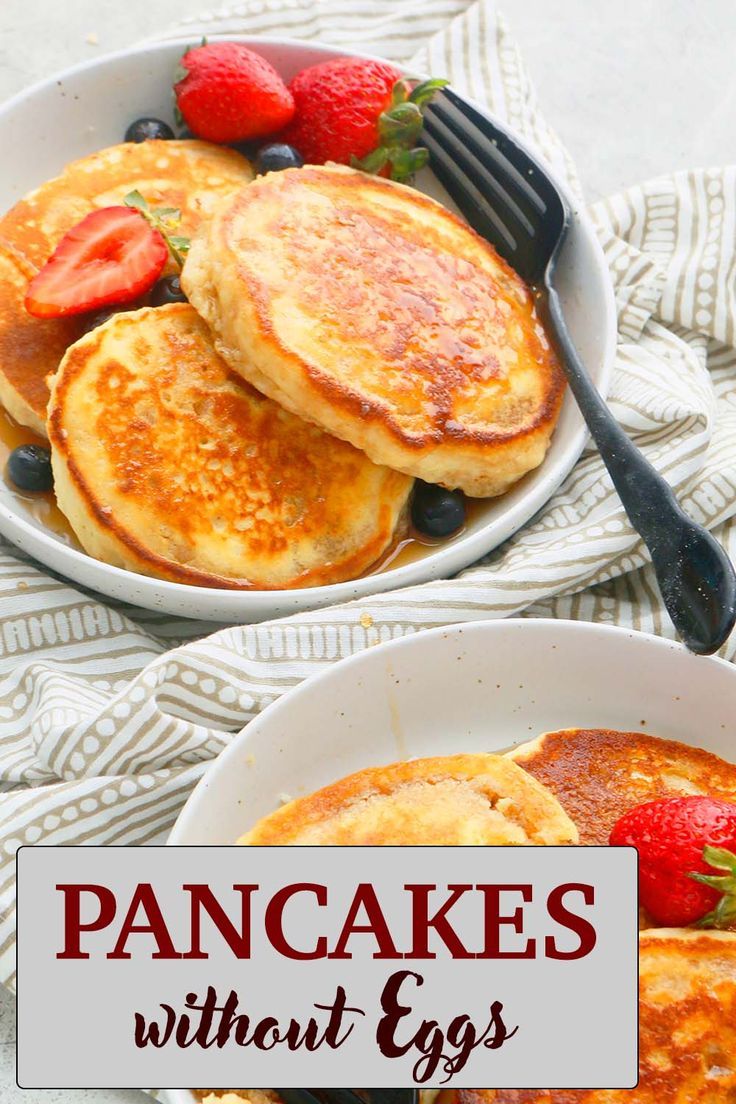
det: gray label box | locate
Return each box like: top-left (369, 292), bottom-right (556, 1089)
top-left (17, 846), bottom-right (638, 1090)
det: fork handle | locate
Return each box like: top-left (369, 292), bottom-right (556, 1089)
top-left (544, 283), bottom-right (681, 538)
top-left (542, 280), bottom-right (736, 651)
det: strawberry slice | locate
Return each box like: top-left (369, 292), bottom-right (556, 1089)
top-left (24, 206), bottom-right (168, 319)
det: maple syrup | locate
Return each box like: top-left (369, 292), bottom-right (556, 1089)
top-left (0, 409), bottom-right (78, 546)
top-left (366, 494), bottom-right (485, 577)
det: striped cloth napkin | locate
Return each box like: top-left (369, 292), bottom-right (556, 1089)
top-left (0, 0), bottom-right (734, 997)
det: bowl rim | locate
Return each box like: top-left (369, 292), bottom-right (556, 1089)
top-left (0, 36), bottom-right (618, 616)
top-left (167, 616), bottom-right (735, 848)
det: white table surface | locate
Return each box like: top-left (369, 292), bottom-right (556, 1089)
top-left (1, 0), bottom-right (736, 1100)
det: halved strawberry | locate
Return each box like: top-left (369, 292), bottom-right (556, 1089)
top-left (24, 207), bottom-right (168, 319)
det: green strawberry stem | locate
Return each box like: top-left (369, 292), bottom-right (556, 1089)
top-left (352, 77), bottom-right (448, 185)
top-left (123, 190), bottom-right (191, 269)
top-left (689, 844), bottom-right (736, 929)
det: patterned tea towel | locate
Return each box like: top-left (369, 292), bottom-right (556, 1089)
top-left (0, 0), bottom-right (735, 1001)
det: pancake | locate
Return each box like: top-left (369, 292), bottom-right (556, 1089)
top-left (0, 240), bottom-right (84, 434)
top-left (182, 164), bottom-right (565, 497)
top-left (458, 929), bottom-right (736, 1103)
top-left (238, 753), bottom-right (579, 845)
top-left (0, 139), bottom-right (252, 433)
top-left (507, 728), bottom-right (736, 845)
top-left (48, 303), bottom-right (412, 589)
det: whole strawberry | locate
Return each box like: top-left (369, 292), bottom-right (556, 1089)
top-left (280, 57), bottom-right (446, 182)
top-left (174, 43), bottom-right (294, 144)
top-left (610, 795), bottom-right (736, 928)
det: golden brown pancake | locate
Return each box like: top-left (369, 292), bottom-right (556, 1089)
top-left (0, 139), bottom-right (252, 432)
top-left (238, 754), bottom-right (579, 845)
top-left (48, 304), bottom-right (412, 589)
top-left (458, 929), bottom-right (736, 1103)
top-left (507, 728), bottom-right (736, 845)
top-left (182, 164), bottom-right (565, 497)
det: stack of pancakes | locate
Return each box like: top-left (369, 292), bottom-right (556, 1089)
top-left (230, 729), bottom-right (736, 1101)
top-left (1, 143), bottom-right (564, 589)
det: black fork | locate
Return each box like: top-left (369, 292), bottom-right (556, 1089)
top-left (422, 88), bottom-right (736, 656)
top-left (277, 1091), bottom-right (417, 1104)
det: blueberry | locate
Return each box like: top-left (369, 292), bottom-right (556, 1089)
top-left (81, 307), bottom-right (119, 334)
top-left (7, 445), bottom-right (53, 493)
top-left (124, 117), bottom-right (175, 143)
top-left (150, 276), bottom-right (187, 307)
top-left (255, 143), bottom-right (304, 175)
top-left (411, 481), bottom-right (466, 538)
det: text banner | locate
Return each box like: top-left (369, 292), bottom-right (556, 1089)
top-left (17, 845), bottom-right (638, 1089)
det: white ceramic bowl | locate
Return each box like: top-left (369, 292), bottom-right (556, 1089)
top-left (170, 618), bottom-right (736, 844)
top-left (164, 617), bottom-right (736, 1103)
top-left (0, 39), bottom-right (616, 622)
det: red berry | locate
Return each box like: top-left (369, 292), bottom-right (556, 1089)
top-left (610, 795), bottom-right (736, 927)
top-left (24, 207), bottom-right (167, 319)
top-left (174, 43), bottom-right (294, 144)
top-left (280, 56), bottom-right (402, 165)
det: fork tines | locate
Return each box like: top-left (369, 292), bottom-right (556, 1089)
top-left (422, 87), bottom-right (565, 280)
